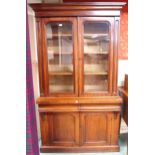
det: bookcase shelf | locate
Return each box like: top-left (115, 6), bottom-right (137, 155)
top-left (49, 71), bottom-right (73, 76)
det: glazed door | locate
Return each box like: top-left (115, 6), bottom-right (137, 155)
top-left (78, 17), bottom-right (114, 96)
top-left (42, 18), bottom-right (78, 96)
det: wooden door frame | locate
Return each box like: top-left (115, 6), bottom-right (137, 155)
top-left (41, 17), bottom-right (79, 97)
top-left (78, 17), bottom-right (115, 97)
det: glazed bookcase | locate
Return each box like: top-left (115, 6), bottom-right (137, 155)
top-left (30, 2), bottom-right (126, 153)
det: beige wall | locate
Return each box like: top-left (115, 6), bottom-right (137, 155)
top-left (118, 60), bottom-right (128, 86)
top-left (28, 0), bottom-right (42, 3)
top-left (28, 6), bottom-right (41, 139)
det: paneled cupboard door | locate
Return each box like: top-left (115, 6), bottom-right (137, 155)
top-left (80, 112), bottom-right (111, 146)
top-left (42, 18), bottom-right (78, 96)
top-left (39, 112), bottom-right (80, 146)
top-left (78, 17), bottom-right (114, 96)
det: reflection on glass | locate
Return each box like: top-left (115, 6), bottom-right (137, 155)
top-left (46, 22), bottom-right (74, 93)
top-left (84, 22), bottom-right (110, 92)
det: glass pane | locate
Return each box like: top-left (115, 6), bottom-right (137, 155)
top-left (84, 22), bottom-right (110, 92)
top-left (46, 22), bottom-right (74, 93)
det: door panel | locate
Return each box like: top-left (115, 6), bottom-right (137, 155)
top-left (40, 112), bottom-right (79, 146)
top-left (80, 112), bottom-right (111, 146)
top-left (78, 17), bottom-right (114, 96)
top-left (42, 18), bottom-right (78, 96)
top-left (80, 111), bottom-right (121, 146)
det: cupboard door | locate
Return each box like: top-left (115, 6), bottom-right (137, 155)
top-left (40, 112), bottom-right (79, 146)
top-left (42, 18), bottom-right (78, 96)
top-left (78, 17), bottom-right (114, 96)
top-left (80, 112), bottom-right (111, 146)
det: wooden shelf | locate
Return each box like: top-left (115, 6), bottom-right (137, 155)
top-left (84, 33), bottom-right (108, 37)
top-left (85, 72), bottom-right (108, 75)
top-left (48, 51), bottom-right (72, 55)
top-left (84, 64), bottom-right (108, 73)
top-left (47, 33), bottom-right (108, 39)
top-left (84, 85), bottom-right (107, 92)
top-left (49, 71), bottom-right (73, 76)
top-left (49, 85), bottom-right (108, 93)
top-left (47, 33), bottom-right (72, 39)
top-left (47, 45), bottom-right (73, 54)
top-left (49, 85), bottom-right (73, 92)
top-left (48, 65), bottom-right (73, 72)
top-left (48, 71), bottom-right (107, 76)
top-left (84, 51), bottom-right (108, 54)
top-left (48, 51), bottom-right (108, 54)
top-left (84, 34), bottom-right (109, 41)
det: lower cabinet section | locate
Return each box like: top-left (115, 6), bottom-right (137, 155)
top-left (39, 105), bottom-right (121, 152)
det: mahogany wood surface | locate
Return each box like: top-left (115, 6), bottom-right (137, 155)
top-left (30, 2), bottom-right (126, 153)
top-left (113, 17), bottom-right (120, 95)
top-left (36, 96), bottom-right (122, 104)
top-left (63, 0), bottom-right (127, 2)
top-left (30, 3), bottom-right (125, 17)
top-left (36, 19), bottom-right (44, 95)
top-left (40, 145), bottom-right (119, 153)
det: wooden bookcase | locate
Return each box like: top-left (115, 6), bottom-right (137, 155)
top-left (30, 2), bottom-right (126, 153)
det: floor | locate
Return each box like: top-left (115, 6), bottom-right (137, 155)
top-left (40, 119), bottom-right (128, 155)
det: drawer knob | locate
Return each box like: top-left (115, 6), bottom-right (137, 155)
top-left (75, 100), bottom-right (78, 103)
